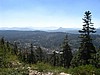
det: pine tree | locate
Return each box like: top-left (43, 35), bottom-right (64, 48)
top-left (29, 43), bottom-right (36, 63)
top-left (96, 48), bottom-right (100, 68)
top-left (36, 46), bottom-right (44, 62)
top-left (6, 41), bottom-right (10, 52)
top-left (62, 35), bottom-right (73, 68)
top-left (0, 38), bottom-right (11, 67)
top-left (52, 50), bottom-right (57, 66)
top-left (13, 42), bottom-right (18, 55)
top-left (0, 38), bottom-right (7, 67)
top-left (0, 38), bottom-right (5, 67)
top-left (71, 11), bottom-right (97, 67)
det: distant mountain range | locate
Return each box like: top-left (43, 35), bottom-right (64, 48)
top-left (0, 27), bottom-right (58, 31)
top-left (47, 27), bottom-right (80, 34)
top-left (0, 27), bottom-right (35, 31)
top-left (0, 27), bottom-right (100, 34)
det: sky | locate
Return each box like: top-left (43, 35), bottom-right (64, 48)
top-left (0, 0), bottom-right (100, 29)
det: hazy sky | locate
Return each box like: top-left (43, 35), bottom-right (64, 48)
top-left (0, 0), bottom-right (100, 28)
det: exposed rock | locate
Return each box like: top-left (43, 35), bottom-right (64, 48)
top-left (59, 72), bottom-right (71, 75)
top-left (29, 70), bottom-right (71, 75)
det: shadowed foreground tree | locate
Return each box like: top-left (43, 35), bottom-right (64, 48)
top-left (96, 48), bottom-right (100, 68)
top-left (0, 38), bottom-right (15, 67)
top-left (0, 38), bottom-right (5, 67)
top-left (71, 11), bottom-right (97, 67)
top-left (26, 43), bottom-right (36, 64)
top-left (52, 51), bottom-right (57, 66)
top-left (61, 35), bottom-right (73, 68)
top-left (36, 46), bottom-right (44, 62)
top-left (13, 42), bottom-right (18, 55)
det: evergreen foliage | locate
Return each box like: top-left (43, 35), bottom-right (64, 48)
top-left (61, 35), bottom-right (73, 68)
top-left (96, 48), bottom-right (100, 68)
top-left (36, 46), bottom-right (44, 62)
top-left (52, 51), bottom-right (58, 66)
top-left (71, 11), bottom-right (97, 67)
top-left (0, 11), bottom-right (100, 74)
top-left (0, 38), bottom-right (19, 68)
top-left (13, 42), bottom-right (18, 55)
top-left (29, 43), bottom-right (36, 63)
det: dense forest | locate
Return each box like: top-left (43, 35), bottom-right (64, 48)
top-left (0, 11), bottom-right (100, 75)
top-left (0, 30), bottom-right (100, 50)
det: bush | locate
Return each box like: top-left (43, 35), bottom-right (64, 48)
top-left (67, 65), bottom-right (100, 75)
top-left (31, 62), bottom-right (66, 73)
top-left (0, 67), bottom-right (29, 75)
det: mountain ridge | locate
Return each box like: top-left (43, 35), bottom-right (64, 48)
top-left (0, 27), bottom-right (100, 34)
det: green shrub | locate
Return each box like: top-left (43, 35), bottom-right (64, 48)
top-left (95, 68), bottom-right (100, 75)
top-left (31, 62), bottom-right (67, 73)
top-left (0, 67), bottom-right (29, 75)
top-left (68, 65), bottom-right (100, 75)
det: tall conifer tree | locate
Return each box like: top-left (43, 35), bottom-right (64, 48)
top-left (36, 46), bottom-right (44, 62)
top-left (79, 11), bottom-right (96, 65)
top-left (27, 43), bottom-right (36, 64)
top-left (71, 11), bottom-right (97, 67)
top-left (62, 35), bottom-right (73, 68)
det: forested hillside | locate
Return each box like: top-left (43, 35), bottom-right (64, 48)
top-left (0, 11), bottom-right (100, 75)
top-left (0, 30), bottom-right (100, 50)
